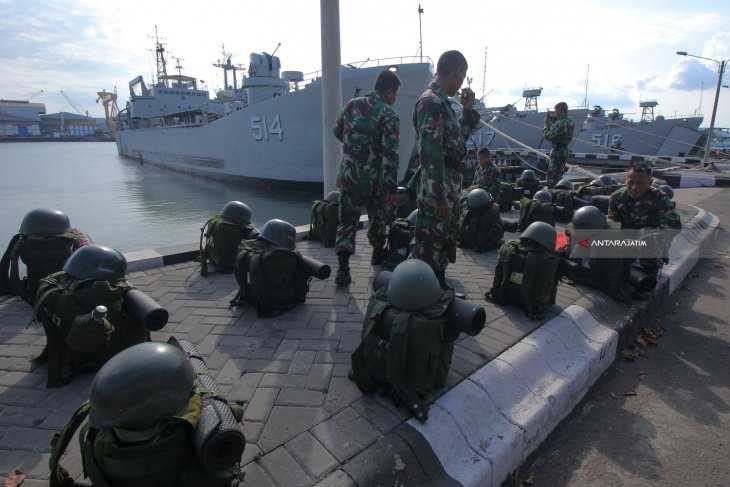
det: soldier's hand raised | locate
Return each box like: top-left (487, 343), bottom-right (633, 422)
top-left (461, 88), bottom-right (475, 110)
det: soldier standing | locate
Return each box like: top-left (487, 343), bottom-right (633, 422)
top-left (333, 70), bottom-right (401, 285)
top-left (543, 102), bottom-right (575, 188)
top-left (410, 50), bottom-right (480, 289)
top-left (465, 147), bottom-right (501, 200)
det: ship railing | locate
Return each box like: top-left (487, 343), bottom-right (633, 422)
top-left (298, 55), bottom-right (433, 87)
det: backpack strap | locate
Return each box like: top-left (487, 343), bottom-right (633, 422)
top-left (0, 234), bottom-right (23, 298)
top-left (520, 247), bottom-right (539, 317)
top-left (490, 241), bottom-right (517, 303)
top-left (387, 311), bottom-right (429, 422)
top-left (350, 296), bottom-right (390, 393)
top-left (49, 401), bottom-right (92, 487)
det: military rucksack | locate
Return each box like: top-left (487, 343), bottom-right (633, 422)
top-left (350, 287), bottom-right (457, 422)
top-left (231, 239), bottom-right (311, 317)
top-left (33, 271), bottom-right (149, 387)
top-left (498, 182), bottom-right (515, 212)
top-left (384, 218), bottom-right (414, 271)
top-left (200, 215), bottom-right (259, 276)
top-left (456, 204), bottom-right (505, 252)
top-left (547, 188), bottom-right (576, 223)
top-left (518, 198), bottom-right (556, 231)
top-left (488, 239), bottom-right (561, 320)
top-left (309, 199), bottom-right (339, 247)
top-left (0, 230), bottom-right (91, 305)
top-left (576, 183), bottom-right (621, 198)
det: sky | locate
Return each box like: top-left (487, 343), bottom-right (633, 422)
top-left (1, 0), bottom-right (729, 128)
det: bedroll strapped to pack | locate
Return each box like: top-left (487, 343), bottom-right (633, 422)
top-left (33, 271), bottom-right (151, 388)
top-left (0, 229), bottom-right (91, 305)
top-left (576, 183), bottom-right (621, 198)
top-left (548, 189), bottom-right (576, 222)
top-left (457, 204), bottom-right (505, 252)
top-left (384, 218), bottom-right (414, 270)
top-left (488, 240), bottom-right (561, 320)
top-left (518, 197), bottom-right (556, 231)
top-left (309, 199), bottom-right (339, 247)
top-left (200, 215), bottom-right (259, 276)
top-left (498, 182), bottom-right (515, 212)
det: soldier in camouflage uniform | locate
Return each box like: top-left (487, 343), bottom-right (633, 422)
top-left (543, 102), bottom-right (575, 188)
top-left (409, 50), bottom-right (480, 289)
top-left (465, 147), bottom-right (501, 200)
top-left (609, 163), bottom-right (681, 291)
top-left (333, 70), bottom-right (401, 285)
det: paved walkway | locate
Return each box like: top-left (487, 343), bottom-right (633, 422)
top-left (0, 200), bottom-right (711, 486)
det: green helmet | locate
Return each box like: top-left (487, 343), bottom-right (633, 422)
top-left (19, 208), bottom-right (72, 237)
top-left (325, 191), bottom-right (340, 204)
top-left (659, 185), bottom-right (674, 200)
top-left (520, 221), bottom-right (556, 250)
top-left (572, 206), bottom-right (607, 230)
top-left (387, 259), bottom-right (442, 311)
top-left (519, 169), bottom-right (537, 182)
top-left (63, 244), bottom-right (127, 282)
top-left (467, 188), bottom-right (493, 210)
top-left (407, 209), bottom-right (418, 226)
top-left (597, 174), bottom-right (617, 186)
top-left (533, 190), bottom-right (552, 203)
top-left (590, 179), bottom-right (605, 187)
top-left (89, 342), bottom-right (195, 431)
top-left (555, 179), bottom-right (574, 190)
top-left (220, 201), bottom-right (252, 226)
top-left (396, 187), bottom-right (411, 207)
top-left (259, 219), bottom-right (296, 250)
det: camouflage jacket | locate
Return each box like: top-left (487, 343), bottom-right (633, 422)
top-left (413, 82), bottom-right (480, 199)
top-left (333, 91), bottom-right (400, 196)
top-left (608, 186), bottom-right (681, 230)
top-left (543, 117), bottom-right (575, 147)
top-left (472, 164), bottom-right (501, 191)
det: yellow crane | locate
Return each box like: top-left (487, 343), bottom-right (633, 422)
top-left (96, 88), bottom-right (120, 139)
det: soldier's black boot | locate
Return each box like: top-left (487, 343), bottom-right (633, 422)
top-left (335, 253), bottom-right (352, 285)
top-left (434, 269), bottom-right (451, 291)
top-left (370, 246), bottom-right (387, 266)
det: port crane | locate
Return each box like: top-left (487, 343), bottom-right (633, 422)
top-left (96, 88), bottom-right (120, 138)
top-left (60, 90), bottom-right (89, 117)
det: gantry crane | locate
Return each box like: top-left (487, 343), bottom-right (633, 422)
top-left (96, 88), bottom-right (120, 138)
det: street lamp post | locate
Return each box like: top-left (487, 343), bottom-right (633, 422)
top-left (676, 51), bottom-right (727, 169)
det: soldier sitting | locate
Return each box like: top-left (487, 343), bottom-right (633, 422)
top-left (464, 147), bottom-right (501, 201)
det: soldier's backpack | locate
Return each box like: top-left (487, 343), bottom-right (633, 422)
top-left (548, 188), bottom-right (576, 222)
top-left (384, 218), bottom-right (414, 270)
top-left (457, 204), bottom-right (505, 252)
top-left (33, 272), bottom-right (150, 388)
top-left (498, 182), bottom-right (515, 212)
top-left (231, 239), bottom-right (311, 317)
top-left (0, 230), bottom-right (91, 305)
top-left (309, 199), bottom-right (339, 247)
top-left (200, 215), bottom-right (259, 275)
top-left (518, 198), bottom-right (556, 231)
top-left (350, 288), bottom-right (457, 422)
top-left (576, 183), bottom-right (621, 198)
top-left (488, 239), bottom-right (561, 320)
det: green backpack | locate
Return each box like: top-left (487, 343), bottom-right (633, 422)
top-left (0, 230), bottom-right (91, 304)
top-left (384, 218), bottom-right (414, 270)
top-left (576, 183), bottom-right (621, 198)
top-left (200, 215), bottom-right (259, 275)
top-left (488, 240), bottom-right (561, 320)
top-left (547, 188), bottom-right (576, 223)
top-left (231, 239), bottom-right (311, 317)
top-left (34, 271), bottom-right (150, 388)
top-left (498, 182), bottom-right (515, 212)
top-left (518, 198), bottom-right (556, 231)
top-left (48, 394), bottom-right (241, 487)
top-left (309, 199), bottom-right (339, 247)
top-left (457, 204), bottom-right (505, 252)
top-left (350, 288), bottom-right (457, 422)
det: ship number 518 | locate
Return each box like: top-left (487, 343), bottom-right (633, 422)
top-left (251, 115), bottom-right (283, 141)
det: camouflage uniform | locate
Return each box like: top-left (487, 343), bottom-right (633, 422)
top-left (333, 91), bottom-right (399, 255)
top-left (543, 117), bottom-right (575, 187)
top-left (410, 82), bottom-right (480, 271)
top-left (471, 164), bottom-right (501, 200)
top-left (608, 186), bottom-right (681, 277)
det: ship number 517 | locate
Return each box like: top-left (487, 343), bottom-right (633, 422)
top-left (251, 115), bottom-right (283, 141)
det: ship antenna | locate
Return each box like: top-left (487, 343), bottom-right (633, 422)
top-left (481, 46), bottom-right (487, 101)
top-left (583, 63), bottom-right (590, 109)
top-left (271, 43), bottom-right (281, 57)
top-left (418, 4), bottom-right (424, 63)
top-left (149, 25), bottom-right (169, 88)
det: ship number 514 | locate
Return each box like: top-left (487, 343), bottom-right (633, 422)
top-left (251, 115), bottom-right (283, 141)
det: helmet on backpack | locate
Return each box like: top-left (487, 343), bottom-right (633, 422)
top-left (406, 209), bottom-right (418, 226)
top-left (387, 259), bottom-right (442, 312)
top-left (572, 206), bottom-right (608, 230)
top-left (220, 201), bottom-right (252, 226)
top-left (89, 342), bottom-right (195, 431)
top-left (19, 208), bottom-right (72, 237)
top-left (533, 190), bottom-right (552, 203)
top-left (597, 174), bottom-right (617, 186)
top-left (259, 219), bottom-right (296, 250)
top-left (589, 179), bottom-right (605, 187)
top-left (520, 221), bottom-right (557, 250)
top-left (555, 179), bottom-right (574, 190)
top-left (324, 191), bottom-right (340, 204)
top-left (63, 244), bottom-right (127, 282)
top-left (466, 188), bottom-right (493, 210)
top-left (659, 185), bottom-right (674, 200)
top-left (519, 170), bottom-right (537, 182)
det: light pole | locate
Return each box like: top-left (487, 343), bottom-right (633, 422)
top-left (676, 51), bottom-right (727, 169)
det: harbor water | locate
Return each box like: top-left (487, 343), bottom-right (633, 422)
top-left (0, 142), bottom-right (316, 253)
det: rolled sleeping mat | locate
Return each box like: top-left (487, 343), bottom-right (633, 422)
top-left (627, 265), bottom-right (657, 293)
top-left (298, 254), bottom-right (331, 280)
top-left (167, 337), bottom-right (246, 472)
top-left (573, 197), bottom-right (591, 209)
top-left (372, 270), bottom-right (486, 337)
top-left (122, 288), bottom-right (169, 331)
top-left (589, 195), bottom-right (610, 215)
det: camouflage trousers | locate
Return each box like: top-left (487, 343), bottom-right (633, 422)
top-left (335, 162), bottom-right (387, 256)
top-left (410, 167), bottom-right (462, 271)
top-left (547, 145), bottom-right (570, 188)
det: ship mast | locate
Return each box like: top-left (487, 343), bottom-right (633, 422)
top-left (151, 26), bottom-right (169, 88)
top-left (481, 46), bottom-right (487, 102)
